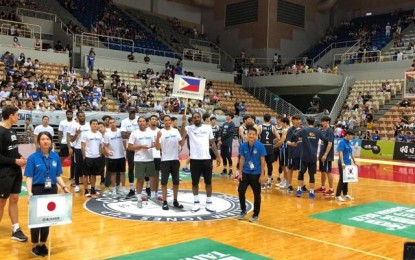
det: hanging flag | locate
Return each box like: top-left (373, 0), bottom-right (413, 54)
top-left (172, 75), bottom-right (206, 100)
top-left (29, 194), bottom-right (72, 228)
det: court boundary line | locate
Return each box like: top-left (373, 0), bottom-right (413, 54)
top-left (237, 220), bottom-right (394, 260)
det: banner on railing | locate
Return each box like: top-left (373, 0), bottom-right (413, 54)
top-left (360, 140), bottom-right (395, 159)
top-left (393, 142), bottom-right (415, 161)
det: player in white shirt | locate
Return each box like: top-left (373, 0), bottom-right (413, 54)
top-left (148, 115), bottom-right (162, 200)
top-left (127, 117), bottom-right (156, 208)
top-left (58, 110), bottom-right (74, 164)
top-left (69, 111), bottom-right (91, 193)
top-left (81, 119), bottom-right (103, 197)
top-left (103, 118), bottom-right (127, 196)
top-left (97, 121), bottom-right (107, 188)
top-left (180, 112), bottom-right (221, 213)
top-left (120, 108), bottom-right (139, 198)
top-left (33, 116), bottom-right (54, 147)
top-left (154, 115), bottom-right (185, 210)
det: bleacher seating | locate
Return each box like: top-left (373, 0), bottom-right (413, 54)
top-left (56, 0), bottom-right (175, 56)
top-left (301, 10), bottom-right (413, 64)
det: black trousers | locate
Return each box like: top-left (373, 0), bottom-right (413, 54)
top-left (220, 145), bottom-right (233, 167)
top-left (126, 150), bottom-right (135, 185)
top-left (30, 185), bottom-right (58, 243)
top-left (336, 162), bottom-right (348, 197)
top-left (238, 173), bottom-right (261, 216)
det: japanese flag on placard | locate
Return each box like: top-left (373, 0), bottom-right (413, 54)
top-left (343, 165), bottom-right (358, 183)
top-left (36, 196), bottom-right (66, 217)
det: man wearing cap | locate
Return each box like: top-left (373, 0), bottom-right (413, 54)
top-left (120, 107), bottom-right (139, 198)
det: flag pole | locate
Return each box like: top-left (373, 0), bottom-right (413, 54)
top-left (183, 98), bottom-right (189, 116)
top-left (48, 227), bottom-right (51, 260)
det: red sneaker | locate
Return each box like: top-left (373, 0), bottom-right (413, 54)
top-left (324, 189), bottom-right (334, 196)
top-left (315, 187), bottom-right (325, 193)
top-left (157, 195), bottom-right (164, 201)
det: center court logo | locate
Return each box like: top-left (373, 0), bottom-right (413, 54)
top-left (84, 190), bottom-right (253, 222)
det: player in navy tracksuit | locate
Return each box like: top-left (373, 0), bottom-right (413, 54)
top-left (219, 112), bottom-right (236, 176)
top-left (291, 117), bottom-right (327, 199)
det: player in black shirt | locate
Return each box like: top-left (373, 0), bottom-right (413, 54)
top-left (258, 114), bottom-right (280, 189)
top-left (0, 105), bottom-right (28, 242)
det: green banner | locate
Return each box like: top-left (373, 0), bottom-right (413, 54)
top-left (311, 201), bottom-right (415, 239)
top-left (109, 238), bottom-right (271, 260)
top-left (360, 140), bottom-right (395, 159)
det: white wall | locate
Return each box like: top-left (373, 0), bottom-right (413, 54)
top-left (80, 46), bottom-right (219, 71)
top-left (89, 56), bottom-right (233, 81)
top-left (314, 47), bottom-right (351, 68)
top-left (19, 16), bottom-right (54, 35)
top-left (0, 41), bottom-right (69, 65)
top-left (113, 0), bottom-right (201, 24)
top-left (244, 73), bottom-right (344, 87)
top-left (339, 60), bottom-right (412, 80)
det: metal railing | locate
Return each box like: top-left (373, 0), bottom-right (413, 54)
top-left (182, 48), bottom-right (220, 65)
top-left (0, 19), bottom-right (41, 39)
top-left (242, 76), bottom-right (303, 116)
top-left (329, 75), bottom-right (355, 124)
top-left (335, 50), bottom-right (382, 64)
top-left (311, 40), bottom-right (360, 65)
top-left (80, 32), bottom-right (134, 52)
top-left (16, 8), bottom-right (73, 35)
top-left (236, 56), bottom-right (311, 68)
top-left (189, 38), bottom-right (235, 71)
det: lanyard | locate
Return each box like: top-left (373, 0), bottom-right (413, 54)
top-left (41, 156), bottom-right (51, 178)
top-left (245, 143), bottom-right (255, 162)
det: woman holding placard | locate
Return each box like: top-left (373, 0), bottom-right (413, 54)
top-left (25, 131), bottom-right (69, 257)
top-left (335, 130), bottom-right (357, 202)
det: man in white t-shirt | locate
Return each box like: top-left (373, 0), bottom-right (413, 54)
top-left (69, 111), bottom-right (91, 193)
top-left (58, 110), bottom-right (73, 164)
top-left (180, 112), bottom-right (221, 212)
top-left (81, 119), bottom-right (103, 197)
top-left (121, 108), bottom-right (139, 198)
top-left (103, 118), bottom-right (127, 196)
top-left (155, 115), bottom-right (185, 210)
top-left (148, 115), bottom-right (162, 200)
top-left (127, 117), bottom-right (156, 208)
top-left (34, 116), bottom-right (54, 147)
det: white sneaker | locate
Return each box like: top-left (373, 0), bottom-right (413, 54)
top-left (137, 199), bottom-right (143, 208)
top-left (336, 196), bottom-right (345, 202)
top-left (345, 195), bottom-right (354, 201)
top-left (120, 187), bottom-right (128, 195)
top-left (111, 188), bottom-right (117, 196)
top-left (191, 202), bottom-right (201, 212)
top-left (74, 186), bottom-right (80, 193)
top-left (205, 202), bottom-right (216, 213)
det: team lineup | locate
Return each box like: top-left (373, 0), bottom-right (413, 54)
top-left (57, 110), bottom-right (357, 219)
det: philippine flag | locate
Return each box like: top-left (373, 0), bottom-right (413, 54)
top-left (37, 196), bottom-right (66, 217)
top-left (179, 77), bottom-right (201, 92)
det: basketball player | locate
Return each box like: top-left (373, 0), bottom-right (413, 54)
top-left (316, 116), bottom-right (335, 196)
top-left (258, 113), bottom-right (280, 189)
top-left (81, 119), bottom-right (103, 197)
top-left (180, 112), bottom-right (221, 212)
top-left (218, 112), bottom-right (235, 176)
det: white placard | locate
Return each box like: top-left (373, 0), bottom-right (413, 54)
top-left (343, 165), bottom-right (358, 183)
top-left (172, 74), bottom-right (206, 100)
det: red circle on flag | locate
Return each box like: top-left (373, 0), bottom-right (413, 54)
top-left (47, 202), bottom-right (56, 211)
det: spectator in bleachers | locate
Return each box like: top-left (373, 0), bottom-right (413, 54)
top-left (385, 22), bottom-right (392, 37)
top-left (399, 99), bottom-right (411, 107)
top-left (396, 130), bottom-right (408, 142)
top-left (16, 52), bottom-right (25, 67)
top-left (128, 52), bottom-right (135, 62)
top-left (362, 130), bottom-right (371, 140)
top-left (54, 41), bottom-right (64, 52)
top-left (87, 48), bottom-right (96, 75)
top-left (366, 108), bottom-right (374, 129)
top-left (144, 54), bottom-right (150, 64)
top-left (347, 116), bottom-right (358, 130)
top-left (34, 38), bottom-right (41, 51)
top-left (12, 36), bottom-right (20, 48)
top-left (372, 130), bottom-right (381, 140)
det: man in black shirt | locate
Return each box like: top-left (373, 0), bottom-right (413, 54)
top-left (0, 106), bottom-right (28, 242)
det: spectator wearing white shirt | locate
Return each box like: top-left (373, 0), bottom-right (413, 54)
top-left (23, 58), bottom-right (32, 68)
top-left (385, 22), bottom-right (391, 37)
top-left (33, 116), bottom-right (54, 147)
top-left (0, 86), bottom-right (10, 99)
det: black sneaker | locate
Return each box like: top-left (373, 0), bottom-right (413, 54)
top-left (173, 200), bottom-right (184, 209)
top-left (162, 201), bottom-right (169, 210)
top-left (221, 169), bottom-right (227, 176)
top-left (277, 177), bottom-right (281, 183)
top-left (288, 185), bottom-right (293, 193)
top-left (12, 228), bottom-right (28, 242)
top-left (145, 187), bottom-right (151, 197)
top-left (39, 244), bottom-right (48, 256)
top-left (32, 245), bottom-right (43, 257)
top-left (125, 190), bottom-right (135, 199)
top-left (301, 185), bottom-right (308, 193)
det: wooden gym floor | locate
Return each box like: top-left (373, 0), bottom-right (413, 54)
top-left (0, 157), bottom-right (414, 260)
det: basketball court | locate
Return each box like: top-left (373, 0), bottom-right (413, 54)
top-left (0, 156), bottom-right (413, 259)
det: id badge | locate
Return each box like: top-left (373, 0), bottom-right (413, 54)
top-left (248, 161), bottom-right (255, 170)
top-left (44, 177), bottom-right (52, 190)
